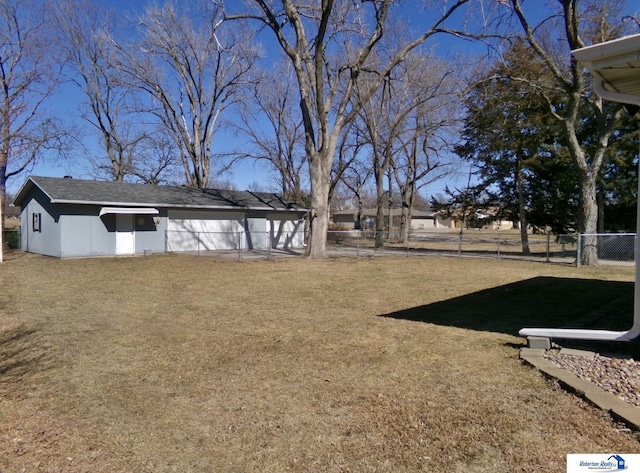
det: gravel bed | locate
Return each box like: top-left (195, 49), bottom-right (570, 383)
top-left (545, 349), bottom-right (640, 407)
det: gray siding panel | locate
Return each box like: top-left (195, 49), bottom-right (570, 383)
top-left (60, 213), bottom-right (115, 257)
top-left (59, 207), bottom-right (166, 257)
top-left (134, 212), bottom-right (166, 254)
top-left (21, 198), bottom-right (61, 257)
top-left (245, 216), bottom-right (268, 249)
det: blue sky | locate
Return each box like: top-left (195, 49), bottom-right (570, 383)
top-left (19, 0), bottom-right (480, 197)
top-left (17, 0), bottom-right (637, 202)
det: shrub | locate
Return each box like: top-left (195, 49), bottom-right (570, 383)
top-left (3, 229), bottom-right (19, 249)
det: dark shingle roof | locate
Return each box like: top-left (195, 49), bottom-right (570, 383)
top-left (13, 176), bottom-right (307, 212)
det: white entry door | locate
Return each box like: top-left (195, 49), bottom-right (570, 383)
top-left (115, 214), bottom-right (135, 255)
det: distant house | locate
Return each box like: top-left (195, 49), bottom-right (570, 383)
top-left (331, 208), bottom-right (453, 230)
top-left (434, 207), bottom-right (514, 230)
top-left (12, 176), bottom-right (308, 258)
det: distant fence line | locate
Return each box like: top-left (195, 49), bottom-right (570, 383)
top-left (163, 228), bottom-right (635, 266)
top-left (4, 226), bottom-right (635, 266)
top-left (325, 230), bottom-right (635, 266)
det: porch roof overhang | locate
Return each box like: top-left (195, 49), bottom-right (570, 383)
top-left (99, 207), bottom-right (159, 217)
top-left (572, 33), bottom-right (640, 108)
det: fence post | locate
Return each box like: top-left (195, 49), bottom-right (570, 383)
top-left (197, 232), bottom-right (200, 256)
top-left (268, 231), bottom-right (272, 259)
top-left (576, 233), bottom-right (581, 268)
top-left (238, 232), bottom-right (243, 261)
top-left (457, 233), bottom-right (462, 257)
top-left (546, 233), bottom-right (550, 263)
top-left (497, 240), bottom-right (501, 259)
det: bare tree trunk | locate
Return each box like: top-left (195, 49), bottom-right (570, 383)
top-left (357, 181), bottom-right (364, 230)
top-left (305, 151), bottom-right (331, 258)
top-left (398, 181), bottom-right (414, 246)
top-left (373, 159), bottom-right (387, 249)
top-left (580, 171), bottom-right (599, 266)
top-left (0, 180), bottom-right (4, 263)
top-left (516, 159), bottom-right (530, 255)
top-left (400, 204), bottom-right (411, 246)
top-left (1, 142), bottom-right (6, 263)
top-left (597, 186), bottom-right (605, 233)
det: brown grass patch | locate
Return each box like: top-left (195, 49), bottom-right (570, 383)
top-left (0, 254), bottom-right (638, 472)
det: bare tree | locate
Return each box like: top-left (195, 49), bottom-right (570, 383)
top-left (493, 0), bottom-right (632, 265)
top-left (329, 122), bottom-right (365, 213)
top-left (118, 1), bottom-right (258, 189)
top-left (230, 61), bottom-right (308, 202)
top-left (131, 132), bottom-right (182, 185)
top-left (224, 0), bottom-right (472, 258)
top-left (390, 55), bottom-right (462, 245)
top-left (353, 51), bottom-right (459, 247)
top-left (0, 0), bottom-right (67, 262)
top-left (56, 0), bottom-right (154, 183)
top-left (335, 136), bottom-right (372, 229)
top-left (356, 76), bottom-right (396, 248)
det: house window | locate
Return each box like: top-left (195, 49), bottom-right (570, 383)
top-left (32, 213), bottom-right (41, 232)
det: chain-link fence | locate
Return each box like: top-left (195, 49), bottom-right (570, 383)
top-left (326, 230), bottom-right (579, 262)
top-left (159, 229), bottom-right (635, 266)
top-left (165, 230), bottom-right (306, 260)
top-left (325, 230), bottom-right (636, 266)
top-left (577, 233), bottom-right (636, 267)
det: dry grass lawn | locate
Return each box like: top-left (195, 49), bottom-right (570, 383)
top-left (1, 253), bottom-right (639, 472)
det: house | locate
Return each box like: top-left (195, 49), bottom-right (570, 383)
top-left (435, 207), bottom-right (514, 230)
top-left (12, 176), bottom-right (308, 258)
top-left (331, 208), bottom-right (452, 230)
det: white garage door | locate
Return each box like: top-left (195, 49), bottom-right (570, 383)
top-left (270, 216), bottom-right (305, 249)
top-left (167, 210), bottom-right (244, 251)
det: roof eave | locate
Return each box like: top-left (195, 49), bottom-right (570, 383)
top-left (12, 176), bottom-right (51, 206)
top-left (573, 33), bottom-right (640, 107)
top-left (572, 33), bottom-right (640, 64)
top-left (50, 199), bottom-right (305, 212)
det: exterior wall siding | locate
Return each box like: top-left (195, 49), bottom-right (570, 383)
top-left (411, 218), bottom-right (436, 230)
top-left (60, 205), bottom-right (114, 257)
top-left (57, 206), bottom-right (166, 258)
top-left (20, 196), bottom-right (61, 257)
top-left (167, 209), bottom-right (245, 251)
top-left (134, 211), bottom-right (167, 255)
top-left (60, 214), bottom-right (113, 257)
top-left (245, 215), bottom-right (269, 250)
top-left (268, 213), bottom-right (305, 249)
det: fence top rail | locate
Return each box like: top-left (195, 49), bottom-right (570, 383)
top-left (580, 233), bottom-right (636, 237)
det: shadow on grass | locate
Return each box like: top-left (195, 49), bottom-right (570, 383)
top-left (0, 324), bottom-right (51, 388)
top-left (380, 276), bottom-right (640, 357)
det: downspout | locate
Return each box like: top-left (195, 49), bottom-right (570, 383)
top-left (591, 75), bottom-right (640, 108)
